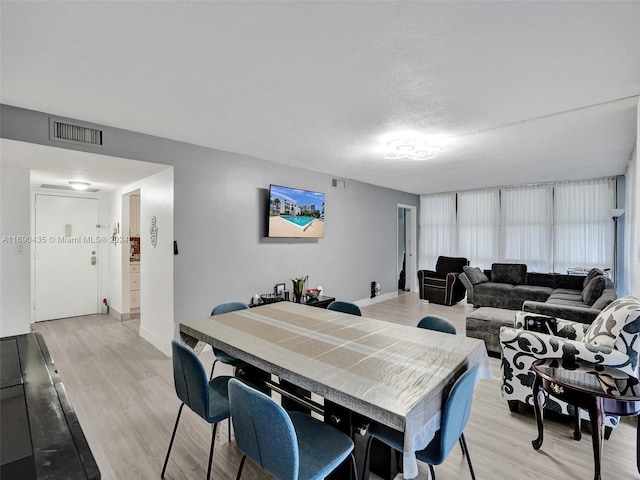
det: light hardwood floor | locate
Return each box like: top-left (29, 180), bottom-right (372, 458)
top-left (35, 293), bottom-right (638, 480)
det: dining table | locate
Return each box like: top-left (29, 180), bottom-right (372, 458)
top-left (179, 301), bottom-right (491, 479)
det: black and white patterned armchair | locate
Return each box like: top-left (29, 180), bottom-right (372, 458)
top-left (500, 296), bottom-right (640, 429)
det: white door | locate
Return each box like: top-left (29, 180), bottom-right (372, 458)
top-left (34, 195), bottom-right (100, 321)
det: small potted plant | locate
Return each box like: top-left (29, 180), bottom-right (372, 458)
top-left (291, 275), bottom-right (308, 303)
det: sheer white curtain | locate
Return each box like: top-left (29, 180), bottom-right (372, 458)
top-left (554, 178), bottom-right (615, 274)
top-left (457, 189), bottom-right (500, 269)
top-left (501, 184), bottom-right (553, 272)
top-left (418, 193), bottom-right (456, 270)
top-left (623, 150), bottom-right (637, 296)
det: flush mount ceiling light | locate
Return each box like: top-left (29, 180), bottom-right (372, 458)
top-left (68, 181), bottom-right (91, 191)
top-left (383, 139), bottom-right (443, 160)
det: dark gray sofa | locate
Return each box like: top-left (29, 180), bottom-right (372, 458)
top-left (460, 263), bottom-right (616, 314)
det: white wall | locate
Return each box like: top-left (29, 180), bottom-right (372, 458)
top-left (138, 169), bottom-right (174, 355)
top-left (107, 169), bottom-right (173, 354)
top-left (107, 188), bottom-right (125, 315)
top-left (0, 105), bottom-right (418, 352)
top-left (0, 166), bottom-right (31, 336)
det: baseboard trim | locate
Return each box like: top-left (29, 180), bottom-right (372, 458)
top-left (140, 325), bottom-right (171, 357)
top-left (108, 307), bottom-right (130, 321)
top-left (355, 291), bottom-right (398, 308)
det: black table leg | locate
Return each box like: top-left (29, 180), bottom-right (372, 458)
top-left (637, 414), bottom-right (640, 474)
top-left (587, 397), bottom-right (604, 480)
top-left (532, 374), bottom-right (545, 450)
top-left (573, 405), bottom-right (582, 441)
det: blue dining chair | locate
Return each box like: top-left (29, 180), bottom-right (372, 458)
top-left (362, 365), bottom-right (479, 480)
top-left (210, 302), bottom-right (249, 380)
top-left (417, 315), bottom-right (457, 335)
top-left (417, 315), bottom-right (468, 459)
top-left (162, 341), bottom-right (233, 480)
top-left (228, 378), bottom-right (357, 480)
top-left (327, 300), bottom-right (362, 316)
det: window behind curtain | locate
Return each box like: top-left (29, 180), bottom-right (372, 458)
top-left (418, 193), bottom-right (456, 270)
top-left (501, 184), bottom-right (553, 272)
top-left (457, 189), bottom-right (500, 270)
top-left (554, 178), bottom-right (615, 273)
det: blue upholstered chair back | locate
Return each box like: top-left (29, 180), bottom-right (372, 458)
top-left (417, 315), bottom-right (456, 335)
top-left (211, 302), bottom-right (249, 316)
top-left (427, 365), bottom-right (479, 464)
top-left (327, 300), bottom-right (362, 316)
top-left (228, 379), bottom-right (299, 480)
top-left (171, 340), bottom-right (212, 422)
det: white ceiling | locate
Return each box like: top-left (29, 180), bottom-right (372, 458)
top-left (0, 139), bottom-right (170, 193)
top-left (1, 1), bottom-right (638, 195)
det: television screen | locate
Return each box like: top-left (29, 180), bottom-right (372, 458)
top-left (268, 185), bottom-right (325, 238)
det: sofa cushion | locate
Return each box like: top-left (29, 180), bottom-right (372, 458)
top-left (552, 288), bottom-right (582, 295)
top-left (583, 268), bottom-right (604, 289)
top-left (543, 297), bottom-right (589, 308)
top-left (463, 266), bottom-right (489, 285)
top-left (548, 291), bottom-right (584, 303)
top-left (473, 282), bottom-right (515, 309)
top-left (582, 275), bottom-right (606, 306)
top-left (591, 288), bottom-right (617, 311)
top-left (584, 296), bottom-right (640, 349)
top-left (474, 282), bottom-right (514, 296)
top-left (511, 285), bottom-right (553, 302)
top-left (491, 263), bottom-right (527, 285)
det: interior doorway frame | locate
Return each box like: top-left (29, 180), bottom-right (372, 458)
top-left (397, 204), bottom-right (418, 293)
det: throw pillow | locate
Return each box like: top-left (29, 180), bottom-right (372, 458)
top-left (583, 268), bottom-right (604, 289)
top-left (592, 290), bottom-right (617, 311)
top-left (463, 266), bottom-right (489, 285)
top-left (582, 275), bottom-right (606, 306)
top-left (524, 314), bottom-right (558, 335)
top-left (584, 296), bottom-right (640, 348)
top-left (491, 263), bottom-right (527, 285)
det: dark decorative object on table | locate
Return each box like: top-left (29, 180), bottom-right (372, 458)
top-left (291, 276), bottom-right (308, 303)
top-left (524, 314), bottom-right (558, 335)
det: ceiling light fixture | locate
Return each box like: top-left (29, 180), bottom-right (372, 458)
top-left (68, 181), bottom-right (91, 191)
top-left (383, 139), bottom-right (443, 160)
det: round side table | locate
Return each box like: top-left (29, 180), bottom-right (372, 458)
top-left (531, 358), bottom-right (640, 480)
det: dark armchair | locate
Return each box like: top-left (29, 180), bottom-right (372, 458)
top-left (418, 256), bottom-right (469, 305)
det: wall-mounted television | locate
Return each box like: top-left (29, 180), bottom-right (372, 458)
top-left (268, 184), bottom-right (325, 238)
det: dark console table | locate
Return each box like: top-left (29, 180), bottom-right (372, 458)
top-left (300, 294), bottom-right (335, 309)
top-left (0, 333), bottom-right (100, 480)
top-left (532, 358), bottom-right (640, 480)
top-left (250, 295), bottom-right (336, 309)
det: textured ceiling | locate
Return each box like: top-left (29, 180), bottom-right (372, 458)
top-left (1, 1), bottom-right (638, 194)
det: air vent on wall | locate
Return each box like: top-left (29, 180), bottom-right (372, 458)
top-left (331, 178), bottom-right (346, 189)
top-left (49, 117), bottom-right (103, 147)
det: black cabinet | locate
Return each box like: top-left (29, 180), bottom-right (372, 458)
top-left (0, 333), bottom-right (100, 480)
top-left (300, 295), bottom-right (335, 309)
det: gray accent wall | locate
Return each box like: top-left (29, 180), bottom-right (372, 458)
top-left (1, 104), bottom-right (419, 327)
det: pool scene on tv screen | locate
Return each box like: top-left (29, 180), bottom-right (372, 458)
top-left (269, 185), bottom-right (325, 238)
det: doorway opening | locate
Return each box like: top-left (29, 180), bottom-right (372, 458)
top-left (124, 190), bottom-right (141, 320)
top-left (397, 204), bottom-right (417, 294)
